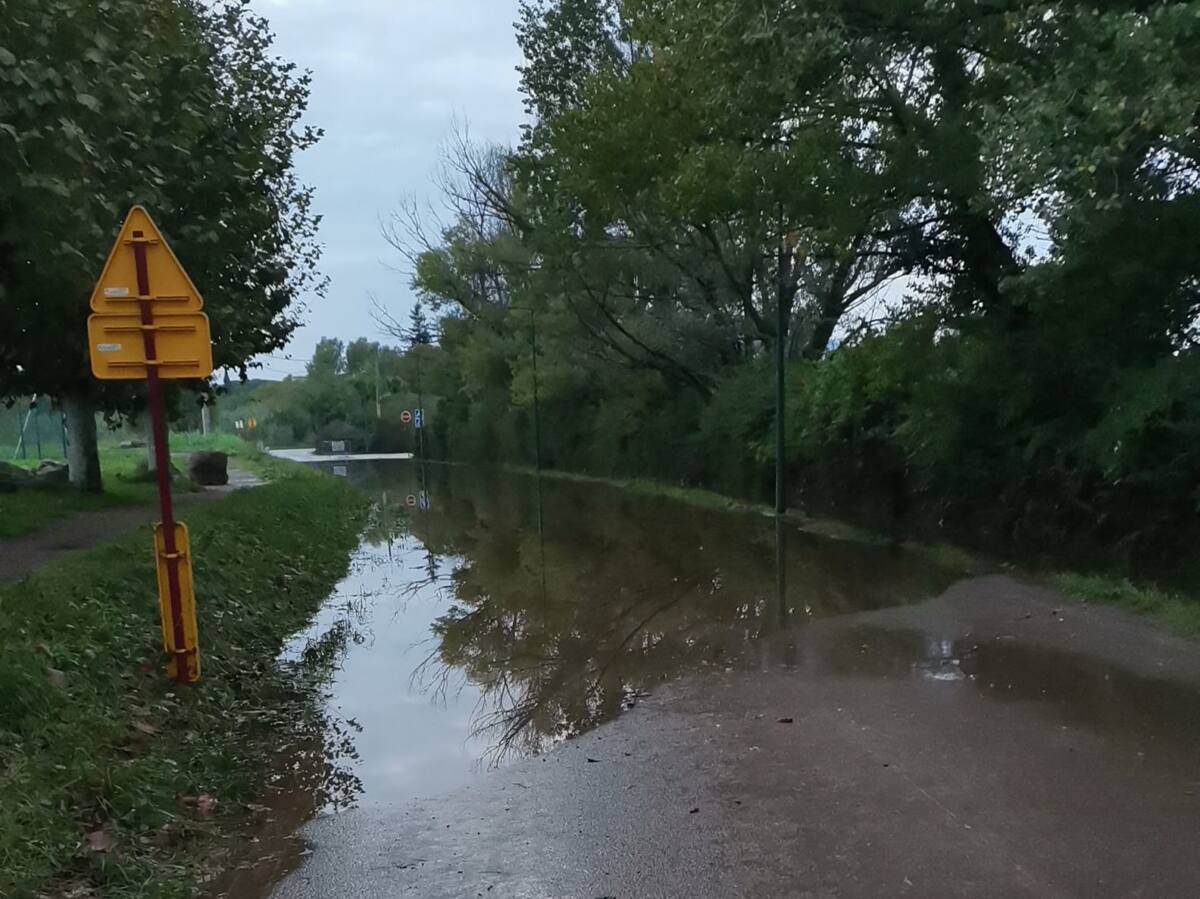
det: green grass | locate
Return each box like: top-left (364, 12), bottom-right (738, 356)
top-left (163, 431), bottom-right (297, 482)
top-left (1052, 573), bottom-right (1200, 638)
top-left (0, 464), bottom-right (369, 897)
top-left (0, 434), bottom-right (272, 540)
top-left (1, 449), bottom-right (171, 540)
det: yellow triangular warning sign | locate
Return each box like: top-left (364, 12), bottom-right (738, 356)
top-left (89, 206), bottom-right (204, 314)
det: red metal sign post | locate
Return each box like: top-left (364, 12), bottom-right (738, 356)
top-left (131, 231), bottom-right (193, 682)
top-left (89, 206), bottom-right (209, 683)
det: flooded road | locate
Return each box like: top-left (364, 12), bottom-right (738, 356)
top-left (217, 462), bottom-right (1200, 898)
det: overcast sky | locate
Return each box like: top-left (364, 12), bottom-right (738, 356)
top-left (250, 0), bottom-right (525, 379)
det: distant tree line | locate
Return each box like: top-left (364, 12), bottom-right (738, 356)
top-left (224, 306), bottom-right (435, 452)
top-left (384, 0), bottom-right (1200, 575)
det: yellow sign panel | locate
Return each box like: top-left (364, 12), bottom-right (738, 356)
top-left (90, 205), bottom-right (204, 314)
top-left (153, 522), bottom-right (201, 683)
top-left (88, 312), bottom-right (213, 380)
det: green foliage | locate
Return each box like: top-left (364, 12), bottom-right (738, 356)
top-left (238, 339), bottom-right (410, 450)
top-left (0, 0), bottom-right (322, 464)
top-left (383, 0), bottom-right (1200, 575)
top-left (1053, 573), bottom-right (1200, 638)
top-left (0, 467), bottom-right (368, 896)
top-left (0, 446), bottom-right (183, 539)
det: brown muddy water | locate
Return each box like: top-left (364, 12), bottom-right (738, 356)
top-left (210, 461), bottom-right (1200, 898)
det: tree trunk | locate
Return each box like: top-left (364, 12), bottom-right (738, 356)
top-left (63, 392), bottom-right (102, 492)
top-left (145, 414), bottom-right (158, 475)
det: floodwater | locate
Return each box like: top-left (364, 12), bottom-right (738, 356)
top-left (276, 462), bottom-right (960, 805)
top-left (213, 461), bottom-right (1200, 898)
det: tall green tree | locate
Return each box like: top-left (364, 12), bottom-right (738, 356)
top-left (0, 0), bottom-right (322, 489)
top-left (392, 0), bottom-right (1200, 568)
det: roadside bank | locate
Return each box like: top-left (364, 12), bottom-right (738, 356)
top-left (0, 463), bottom-right (368, 898)
top-left (500, 462), bottom-right (1200, 638)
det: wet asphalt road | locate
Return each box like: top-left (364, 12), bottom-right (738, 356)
top-left (262, 575), bottom-right (1200, 899)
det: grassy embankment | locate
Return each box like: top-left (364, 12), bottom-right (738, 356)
top-left (0, 458), bottom-right (369, 897)
top-left (508, 464), bottom-right (1199, 637)
top-left (511, 463), bottom-right (980, 567)
top-left (1, 433), bottom-right (269, 539)
top-left (1051, 573), bottom-right (1200, 638)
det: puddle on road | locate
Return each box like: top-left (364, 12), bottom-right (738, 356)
top-left (213, 462), bottom-right (1200, 897)
top-left (307, 464), bottom-right (959, 788)
top-left (814, 626), bottom-right (1200, 751)
top-left (232, 464), bottom-right (957, 818)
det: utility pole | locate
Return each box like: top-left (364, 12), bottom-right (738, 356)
top-left (33, 400), bottom-right (42, 458)
top-left (515, 305), bottom-right (548, 611)
top-left (375, 346), bottom-right (382, 419)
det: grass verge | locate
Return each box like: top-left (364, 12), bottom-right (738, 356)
top-left (506, 463), bottom-right (981, 568)
top-left (1052, 572), bottom-right (1200, 638)
top-left (1, 434), bottom-right (276, 540)
top-left (0, 449), bottom-right (171, 540)
top-left (0, 463), bottom-right (369, 897)
top-left (170, 433), bottom-right (297, 483)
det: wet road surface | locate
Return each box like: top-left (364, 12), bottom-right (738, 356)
top-left (214, 463), bottom-right (1200, 898)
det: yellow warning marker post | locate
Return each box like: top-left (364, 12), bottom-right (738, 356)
top-left (88, 206), bottom-right (212, 683)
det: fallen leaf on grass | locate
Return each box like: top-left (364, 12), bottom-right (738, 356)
top-left (46, 667), bottom-right (67, 688)
top-left (180, 794), bottom-right (219, 817)
top-left (86, 830), bottom-right (114, 853)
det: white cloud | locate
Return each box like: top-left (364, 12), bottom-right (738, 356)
top-left (248, 0), bottom-right (526, 374)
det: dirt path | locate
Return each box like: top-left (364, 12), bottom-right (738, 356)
top-left (0, 465), bottom-right (261, 585)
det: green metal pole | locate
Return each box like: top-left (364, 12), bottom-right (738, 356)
top-left (530, 310), bottom-right (542, 478)
top-left (775, 239), bottom-right (787, 517)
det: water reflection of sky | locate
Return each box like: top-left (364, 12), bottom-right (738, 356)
top-left (282, 533), bottom-right (491, 810)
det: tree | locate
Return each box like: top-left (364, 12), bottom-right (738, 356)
top-left (408, 302), bottom-right (434, 346)
top-left (0, 0), bottom-right (322, 489)
top-left (307, 338), bottom-right (346, 378)
top-left (385, 0), bottom-right (1200, 566)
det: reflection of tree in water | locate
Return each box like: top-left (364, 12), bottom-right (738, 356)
top-left (410, 468), bottom-right (957, 761)
top-left (360, 490), bottom-right (411, 553)
top-left (279, 600), bottom-right (373, 810)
